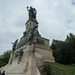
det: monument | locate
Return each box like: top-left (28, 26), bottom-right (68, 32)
top-left (1, 6), bottom-right (55, 75)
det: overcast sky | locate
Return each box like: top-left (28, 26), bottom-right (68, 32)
top-left (0, 0), bottom-right (75, 55)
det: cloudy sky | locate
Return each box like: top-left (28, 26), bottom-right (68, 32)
top-left (0, 0), bottom-right (75, 55)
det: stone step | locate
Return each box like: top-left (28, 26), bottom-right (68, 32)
top-left (1, 63), bottom-right (26, 74)
top-left (6, 73), bottom-right (26, 75)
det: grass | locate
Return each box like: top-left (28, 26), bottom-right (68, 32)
top-left (44, 62), bottom-right (75, 75)
top-left (50, 62), bottom-right (75, 74)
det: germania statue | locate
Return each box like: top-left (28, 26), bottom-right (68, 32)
top-left (27, 6), bottom-right (37, 20)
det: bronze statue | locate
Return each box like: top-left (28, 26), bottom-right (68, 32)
top-left (26, 26), bottom-right (38, 42)
top-left (27, 6), bottom-right (37, 20)
top-left (12, 39), bottom-right (18, 51)
top-left (15, 49), bottom-right (23, 58)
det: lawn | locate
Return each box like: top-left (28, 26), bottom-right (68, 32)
top-left (44, 62), bottom-right (75, 75)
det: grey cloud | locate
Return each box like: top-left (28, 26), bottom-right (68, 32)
top-left (0, 0), bottom-right (75, 55)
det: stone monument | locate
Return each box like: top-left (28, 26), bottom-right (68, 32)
top-left (1, 6), bottom-right (55, 75)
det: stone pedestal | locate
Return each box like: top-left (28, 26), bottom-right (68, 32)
top-left (1, 7), bottom-right (55, 75)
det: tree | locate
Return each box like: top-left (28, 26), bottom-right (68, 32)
top-left (0, 50), bottom-right (11, 67)
top-left (65, 33), bottom-right (75, 64)
top-left (51, 33), bottom-right (75, 64)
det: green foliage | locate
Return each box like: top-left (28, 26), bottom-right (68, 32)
top-left (49, 62), bottom-right (75, 74)
top-left (44, 62), bottom-right (75, 75)
top-left (0, 50), bottom-right (11, 67)
top-left (43, 63), bottom-right (51, 75)
top-left (51, 33), bottom-right (75, 64)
